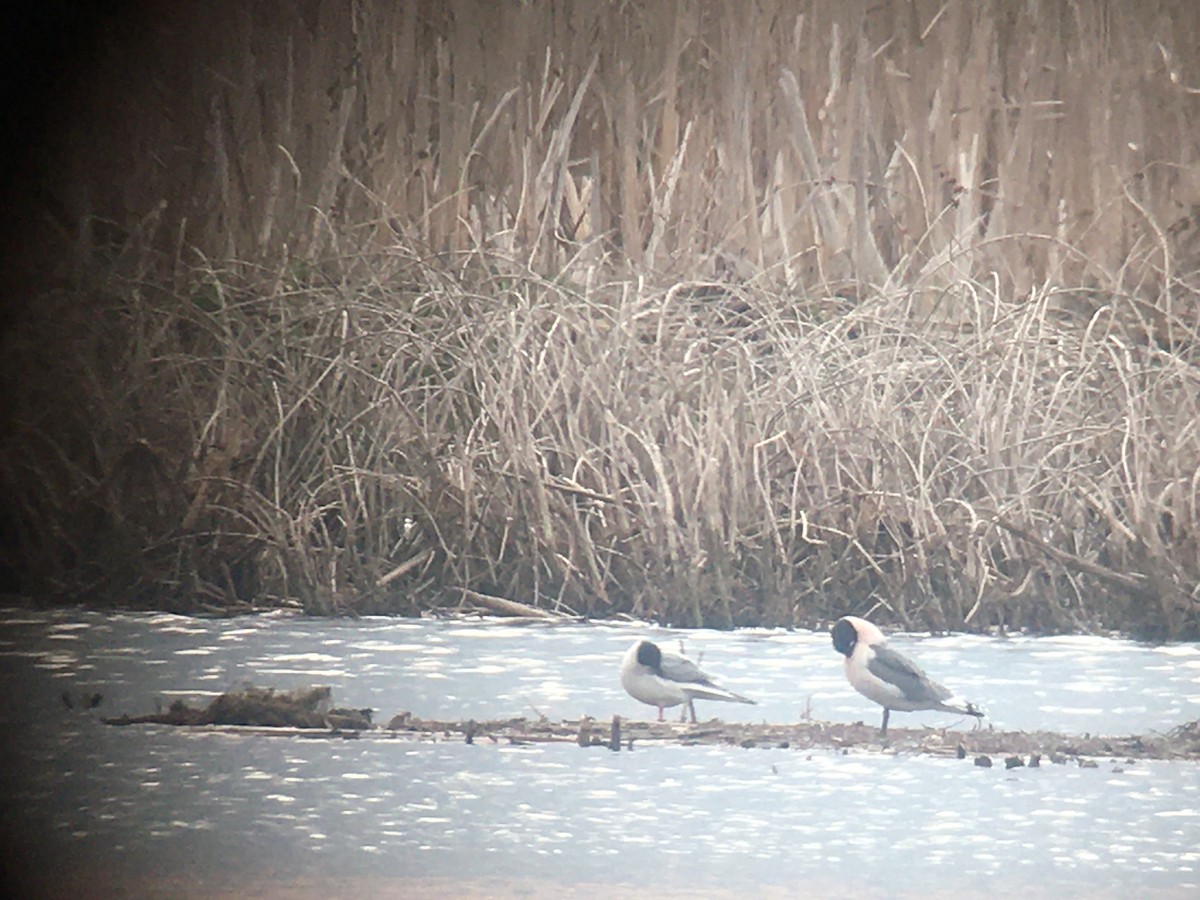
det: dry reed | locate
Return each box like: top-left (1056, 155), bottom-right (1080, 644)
top-left (1, 1), bottom-right (1198, 635)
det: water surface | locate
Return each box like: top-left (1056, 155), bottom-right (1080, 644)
top-left (1, 609), bottom-right (1197, 897)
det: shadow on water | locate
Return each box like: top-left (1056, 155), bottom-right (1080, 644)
top-left (1, 608), bottom-right (1198, 897)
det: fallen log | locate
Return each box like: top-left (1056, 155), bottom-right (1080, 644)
top-left (453, 588), bottom-right (563, 620)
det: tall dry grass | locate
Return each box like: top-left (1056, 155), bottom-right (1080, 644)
top-left (26, 2), bottom-right (1200, 296)
top-left (3, 247), bottom-right (1197, 634)
top-left (2, 1), bottom-right (1199, 634)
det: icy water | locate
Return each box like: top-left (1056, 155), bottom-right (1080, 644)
top-left (1, 609), bottom-right (1198, 898)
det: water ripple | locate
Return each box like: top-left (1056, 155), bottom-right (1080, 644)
top-left (0, 608), bottom-right (1197, 897)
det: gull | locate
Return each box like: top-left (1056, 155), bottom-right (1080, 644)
top-left (620, 639), bottom-right (756, 723)
top-left (831, 615), bottom-right (984, 736)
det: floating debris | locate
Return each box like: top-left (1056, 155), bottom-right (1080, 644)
top-left (61, 691), bottom-right (104, 711)
top-left (102, 691), bottom-right (1200, 761)
top-left (105, 685), bottom-right (348, 729)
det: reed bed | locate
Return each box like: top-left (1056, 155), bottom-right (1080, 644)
top-left (3, 248), bottom-right (1197, 635)
top-left (1, 1), bottom-right (1198, 634)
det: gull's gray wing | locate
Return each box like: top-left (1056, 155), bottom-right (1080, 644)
top-left (867, 644), bottom-right (951, 704)
top-left (657, 652), bottom-right (712, 685)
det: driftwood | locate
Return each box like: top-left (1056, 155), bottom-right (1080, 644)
top-left (102, 685), bottom-right (1200, 762)
top-left (452, 588), bottom-right (565, 619)
top-left (104, 685), bottom-right (371, 730)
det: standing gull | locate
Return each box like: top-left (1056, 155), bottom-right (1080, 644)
top-left (620, 639), bottom-right (756, 723)
top-left (831, 615), bottom-right (984, 736)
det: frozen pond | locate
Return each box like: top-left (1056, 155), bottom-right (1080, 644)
top-left (0, 608), bottom-right (1198, 897)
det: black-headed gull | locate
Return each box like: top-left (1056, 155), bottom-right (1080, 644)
top-left (620, 639), bottom-right (755, 723)
top-left (831, 615), bottom-right (984, 735)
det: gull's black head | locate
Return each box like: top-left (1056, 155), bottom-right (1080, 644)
top-left (635, 640), bottom-right (662, 670)
top-left (831, 618), bottom-right (858, 657)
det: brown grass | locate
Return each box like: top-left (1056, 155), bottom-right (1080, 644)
top-left (2, 1), bottom-right (1199, 635)
top-left (3, 249), bottom-right (1197, 634)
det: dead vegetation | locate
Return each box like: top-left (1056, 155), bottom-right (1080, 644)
top-left (101, 685), bottom-right (1200, 762)
top-left (2, 2), bottom-right (1200, 635)
top-left (104, 685), bottom-right (371, 730)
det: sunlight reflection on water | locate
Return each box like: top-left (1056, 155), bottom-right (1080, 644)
top-left (0, 608), bottom-right (1198, 897)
